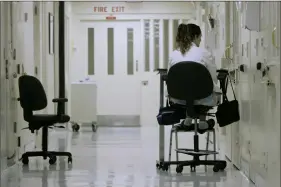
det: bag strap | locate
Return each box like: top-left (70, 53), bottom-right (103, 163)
top-left (220, 77), bottom-right (228, 102)
top-left (219, 74), bottom-right (236, 102)
top-left (228, 75), bottom-right (237, 100)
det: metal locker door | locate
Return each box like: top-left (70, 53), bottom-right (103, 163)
top-left (0, 1), bottom-right (8, 172)
top-left (250, 3), bottom-right (274, 181)
top-left (249, 30), bottom-right (268, 183)
top-left (224, 2), bottom-right (233, 161)
top-left (231, 3), bottom-right (242, 169)
top-left (262, 2), bottom-right (280, 187)
top-left (12, 2), bottom-right (27, 157)
top-left (238, 23), bottom-right (252, 178)
top-left (10, 2), bottom-right (24, 162)
top-left (5, 2), bottom-right (17, 164)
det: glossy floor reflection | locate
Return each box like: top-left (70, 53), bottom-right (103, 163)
top-left (1, 126), bottom-right (255, 187)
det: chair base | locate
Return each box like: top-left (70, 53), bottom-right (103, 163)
top-left (21, 151), bottom-right (72, 165)
top-left (175, 159), bottom-right (227, 173)
top-left (156, 158), bottom-right (227, 173)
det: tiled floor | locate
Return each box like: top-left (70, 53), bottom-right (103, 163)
top-left (1, 126), bottom-right (255, 187)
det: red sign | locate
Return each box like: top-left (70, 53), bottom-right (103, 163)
top-left (106, 16), bottom-right (116, 20)
top-left (93, 6), bottom-right (125, 13)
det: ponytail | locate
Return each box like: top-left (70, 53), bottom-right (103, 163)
top-left (175, 23), bottom-right (202, 55)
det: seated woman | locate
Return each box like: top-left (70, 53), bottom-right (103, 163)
top-left (168, 23), bottom-right (221, 130)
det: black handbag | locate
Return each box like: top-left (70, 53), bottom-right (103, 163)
top-left (216, 75), bottom-right (240, 127)
top-left (156, 98), bottom-right (185, 125)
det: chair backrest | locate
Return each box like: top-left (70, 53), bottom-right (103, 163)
top-left (167, 61), bottom-right (213, 102)
top-left (18, 75), bottom-right (48, 111)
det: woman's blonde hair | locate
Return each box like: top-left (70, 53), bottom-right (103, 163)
top-left (176, 23), bottom-right (202, 55)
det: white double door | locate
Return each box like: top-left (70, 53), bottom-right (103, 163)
top-left (90, 21), bottom-right (141, 118)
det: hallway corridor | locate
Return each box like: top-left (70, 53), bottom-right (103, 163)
top-left (1, 126), bottom-right (254, 187)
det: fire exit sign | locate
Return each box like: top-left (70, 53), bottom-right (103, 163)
top-left (93, 6), bottom-right (125, 13)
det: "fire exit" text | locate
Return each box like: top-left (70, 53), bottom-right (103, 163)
top-left (93, 6), bottom-right (125, 13)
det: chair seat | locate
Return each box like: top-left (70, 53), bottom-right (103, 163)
top-left (31, 114), bottom-right (70, 123)
top-left (170, 103), bottom-right (213, 115)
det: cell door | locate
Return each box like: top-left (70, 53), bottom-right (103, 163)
top-left (6, 2), bottom-right (18, 163)
top-left (87, 21), bottom-right (141, 126)
top-left (0, 1), bottom-right (8, 172)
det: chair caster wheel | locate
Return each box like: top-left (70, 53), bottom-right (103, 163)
top-left (72, 123), bottom-right (80, 132)
top-left (207, 119), bottom-right (215, 128)
top-left (176, 165), bottom-right (183, 173)
top-left (22, 157), bottom-right (29, 165)
top-left (213, 162), bottom-right (226, 172)
top-left (162, 164), bottom-right (169, 171)
top-left (213, 165), bottom-right (220, 172)
top-left (68, 157), bottom-right (73, 164)
top-left (49, 156), bottom-right (57, 165)
top-left (156, 163), bottom-right (162, 169)
top-left (190, 166), bottom-right (196, 172)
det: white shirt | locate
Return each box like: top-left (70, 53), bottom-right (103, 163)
top-left (168, 43), bottom-right (220, 93)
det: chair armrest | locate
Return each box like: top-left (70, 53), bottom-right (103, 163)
top-left (52, 98), bottom-right (68, 103)
top-left (216, 69), bottom-right (228, 73)
top-left (217, 69), bottom-right (229, 80)
top-left (155, 68), bottom-right (168, 72)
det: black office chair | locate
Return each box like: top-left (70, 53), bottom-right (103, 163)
top-left (166, 61), bottom-right (227, 173)
top-left (18, 75), bottom-right (72, 165)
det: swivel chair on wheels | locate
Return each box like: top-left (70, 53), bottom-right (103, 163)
top-left (18, 75), bottom-right (72, 165)
top-left (166, 61), bottom-right (227, 173)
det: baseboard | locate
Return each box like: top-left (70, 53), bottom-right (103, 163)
top-left (97, 115), bottom-right (140, 127)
